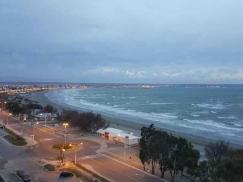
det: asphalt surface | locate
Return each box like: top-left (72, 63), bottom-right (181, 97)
top-left (0, 111), bottom-right (166, 182)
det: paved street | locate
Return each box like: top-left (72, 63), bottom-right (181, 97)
top-left (0, 110), bottom-right (166, 182)
top-left (81, 154), bottom-right (163, 182)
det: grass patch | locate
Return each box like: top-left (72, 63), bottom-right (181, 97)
top-left (4, 128), bottom-right (27, 146)
top-left (44, 164), bottom-right (55, 171)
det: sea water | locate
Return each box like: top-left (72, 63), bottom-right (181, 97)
top-left (45, 85), bottom-right (243, 146)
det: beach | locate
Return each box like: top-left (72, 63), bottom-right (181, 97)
top-left (25, 90), bottom-right (225, 156)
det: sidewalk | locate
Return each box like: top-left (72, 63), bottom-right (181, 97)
top-left (0, 120), bottom-right (38, 147)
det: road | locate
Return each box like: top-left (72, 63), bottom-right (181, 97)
top-left (81, 154), bottom-right (164, 182)
top-left (0, 111), bottom-right (166, 182)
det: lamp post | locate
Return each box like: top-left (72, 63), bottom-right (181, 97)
top-left (63, 122), bottom-right (69, 144)
top-left (62, 148), bottom-right (65, 164)
top-left (4, 101), bottom-right (7, 110)
top-left (74, 142), bottom-right (83, 165)
top-left (7, 113), bottom-right (12, 126)
top-left (44, 114), bottom-right (47, 128)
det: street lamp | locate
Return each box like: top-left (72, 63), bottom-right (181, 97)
top-left (74, 142), bottom-right (83, 165)
top-left (62, 148), bottom-right (66, 164)
top-left (7, 113), bottom-right (12, 125)
top-left (63, 122), bottom-right (69, 144)
top-left (44, 114), bottom-right (47, 127)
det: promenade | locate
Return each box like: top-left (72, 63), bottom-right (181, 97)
top-left (0, 111), bottom-right (167, 182)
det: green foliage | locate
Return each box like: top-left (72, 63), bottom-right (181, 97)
top-left (139, 124), bottom-right (200, 181)
top-left (43, 104), bottom-right (56, 113)
top-left (53, 143), bottom-right (73, 164)
top-left (202, 141), bottom-right (243, 182)
top-left (197, 161), bottom-right (210, 182)
top-left (4, 128), bottom-right (27, 146)
top-left (25, 102), bottom-right (43, 111)
top-left (5, 97), bottom-right (44, 115)
top-left (59, 110), bottom-right (107, 132)
top-left (205, 141), bottom-right (229, 182)
top-left (216, 149), bottom-right (243, 182)
top-left (5, 101), bottom-right (23, 115)
top-left (53, 143), bottom-right (73, 150)
top-left (139, 126), bottom-right (243, 182)
top-left (44, 164), bottom-right (55, 171)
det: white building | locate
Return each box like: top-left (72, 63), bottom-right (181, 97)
top-left (34, 112), bottom-right (57, 121)
top-left (97, 127), bottom-right (140, 146)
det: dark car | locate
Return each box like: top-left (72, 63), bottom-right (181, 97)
top-left (16, 170), bottom-right (32, 182)
top-left (59, 171), bottom-right (74, 178)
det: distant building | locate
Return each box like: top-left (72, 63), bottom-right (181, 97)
top-left (97, 127), bottom-right (140, 146)
top-left (34, 112), bottom-right (57, 121)
top-left (31, 109), bottom-right (42, 115)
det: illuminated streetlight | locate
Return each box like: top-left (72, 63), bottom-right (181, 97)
top-left (63, 122), bottom-right (69, 128)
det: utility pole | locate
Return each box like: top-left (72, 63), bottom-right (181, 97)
top-left (63, 122), bottom-right (69, 144)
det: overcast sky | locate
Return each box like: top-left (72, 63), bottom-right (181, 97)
top-left (1, 0), bottom-right (243, 83)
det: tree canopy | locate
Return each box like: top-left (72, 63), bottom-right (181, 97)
top-left (59, 110), bottom-right (107, 132)
top-left (139, 125), bottom-right (243, 182)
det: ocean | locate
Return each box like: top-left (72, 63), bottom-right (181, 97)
top-left (45, 85), bottom-right (243, 146)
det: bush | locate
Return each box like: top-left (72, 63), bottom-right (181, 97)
top-left (44, 164), bottom-right (55, 171)
top-left (43, 105), bottom-right (56, 113)
top-left (59, 110), bottom-right (107, 132)
top-left (4, 128), bottom-right (26, 146)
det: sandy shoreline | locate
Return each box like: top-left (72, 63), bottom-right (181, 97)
top-left (26, 90), bottom-right (242, 152)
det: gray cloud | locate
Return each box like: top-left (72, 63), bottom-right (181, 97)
top-left (0, 0), bottom-right (243, 83)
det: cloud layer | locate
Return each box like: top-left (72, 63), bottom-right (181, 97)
top-left (0, 0), bottom-right (243, 83)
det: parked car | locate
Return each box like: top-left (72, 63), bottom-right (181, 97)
top-left (16, 170), bottom-right (31, 182)
top-left (59, 171), bottom-right (74, 178)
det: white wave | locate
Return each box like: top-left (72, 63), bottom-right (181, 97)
top-left (183, 119), bottom-right (243, 132)
top-left (233, 122), bottom-right (243, 127)
top-left (45, 90), bottom-right (243, 145)
top-left (191, 114), bottom-right (200, 117)
top-left (150, 102), bottom-right (173, 105)
top-left (217, 116), bottom-right (237, 120)
top-left (128, 97), bottom-right (136, 99)
top-left (196, 103), bottom-right (226, 110)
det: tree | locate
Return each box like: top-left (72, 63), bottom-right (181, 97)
top-left (139, 125), bottom-right (201, 181)
top-left (6, 102), bottom-right (23, 115)
top-left (139, 136), bottom-right (150, 171)
top-left (158, 131), bottom-right (171, 178)
top-left (149, 130), bottom-right (163, 174)
top-left (166, 137), bottom-right (198, 182)
top-left (59, 110), bottom-right (107, 132)
top-left (205, 141), bottom-right (229, 182)
top-left (197, 161), bottom-right (210, 182)
top-left (43, 105), bottom-right (56, 113)
top-left (185, 149), bottom-right (200, 181)
top-left (139, 124), bottom-right (156, 174)
top-left (53, 144), bottom-right (73, 164)
top-left (218, 149), bottom-right (243, 182)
